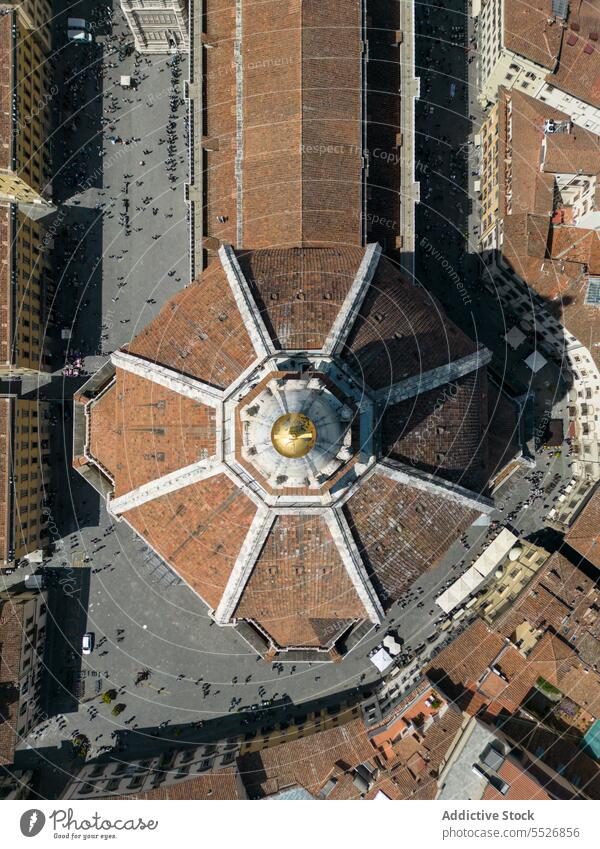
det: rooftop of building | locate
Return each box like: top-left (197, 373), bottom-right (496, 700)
top-left (496, 88), bottom-right (600, 366)
top-left (565, 485), bottom-right (600, 566)
top-left (545, 0), bottom-right (600, 109)
top-left (495, 548), bottom-right (600, 668)
top-left (0, 205), bottom-right (11, 369)
top-left (237, 705), bottom-right (464, 800)
top-left (0, 396), bottom-right (11, 565)
top-left (201, 0), bottom-right (365, 256)
top-left (115, 771), bottom-right (244, 800)
top-left (73, 0), bottom-right (521, 656)
top-left (504, 0), bottom-right (564, 70)
top-left (438, 716), bottom-right (551, 800)
top-left (76, 242), bottom-right (510, 655)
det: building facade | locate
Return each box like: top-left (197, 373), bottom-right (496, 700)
top-left (0, 586), bottom-right (48, 766)
top-left (477, 0), bottom-right (556, 108)
top-left (479, 88), bottom-right (600, 481)
top-left (477, 0), bottom-right (600, 134)
top-left (478, 101), bottom-right (501, 248)
top-left (0, 395), bottom-right (50, 565)
top-left (0, 0), bottom-right (52, 52)
top-left (0, 10), bottom-right (54, 206)
top-left (0, 203), bottom-right (52, 376)
top-left (120, 0), bottom-right (188, 54)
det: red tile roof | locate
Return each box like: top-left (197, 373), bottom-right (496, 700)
top-left (0, 205), bottom-right (11, 367)
top-left (546, 4), bottom-right (600, 109)
top-left (116, 772), bottom-right (243, 800)
top-left (238, 246), bottom-right (365, 350)
top-left (565, 487), bottom-right (600, 568)
top-left (0, 13), bottom-right (12, 173)
top-left (0, 397), bottom-right (10, 564)
top-left (127, 258), bottom-right (256, 390)
top-left (239, 0), bottom-right (363, 248)
top-left (482, 757), bottom-right (551, 800)
top-left (343, 257), bottom-right (479, 390)
top-left (504, 0), bottom-right (562, 70)
top-left (235, 514), bottom-right (366, 647)
top-left (88, 369), bottom-right (217, 496)
top-left (344, 472), bottom-right (479, 608)
top-left (122, 474), bottom-right (258, 610)
top-left (0, 598), bottom-right (25, 765)
top-left (380, 369), bottom-right (490, 491)
top-left (425, 620), bottom-right (507, 709)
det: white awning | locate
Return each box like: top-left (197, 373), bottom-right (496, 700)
top-left (436, 528), bottom-right (519, 613)
top-left (382, 635), bottom-right (402, 656)
top-left (473, 528), bottom-right (518, 578)
top-left (369, 646), bottom-right (394, 672)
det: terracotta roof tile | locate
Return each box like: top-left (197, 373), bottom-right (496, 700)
top-left (0, 599), bottom-right (25, 765)
top-left (88, 369), bottom-right (217, 496)
top-left (203, 1), bottom-right (237, 251)
top-left (425, 620), bottom-right (506, 707)
top-left (380, 369), bottom-right (490, 491)
top-left (527, 632), bottom-right (600, 719)
top-left (0, 685), bottom-right (18, 766)
top-left (0, 398), bottom-right (10, 563)
top-left (240, 0), bottom-right (363, 248)
top-left (565, 488), bottom-right (600, 568)
top-left (504, 0), bottom-right (562, 70)
top-left (0, 600), bottom-right (24, 686)
top-left (343, 257), bottom-right (478, 389)
top-left (122, 474), bottom-right (257, 610)
top-left (238, 246), bottom-right (365, 350)
top-left (345, 472), bottom-right (479, 608)
top-left (500, 716), bottom-right (600, 797)
top-left (116, 772), bottom-right (242, 800)
top-left (235, 514), bottom-right (366, 647)
top-left (127, 259), bottom-right (256, 390)
top-left (499, 89), bottom-right (560, 217)
top-left (237, 717), bottom-right (375, 797)
top-left (0, 204), bottom-right (11, 366)
top-left (543, 129), bottom-right (600, 176)
top-left (487, 385), bottom-right (521, 479)
top-left (482, 758), bottom-right (551, 800)
top-left (546, 5), bottom-right (600, 109)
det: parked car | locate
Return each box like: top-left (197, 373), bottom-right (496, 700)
top-left (82, 633), bottom-right (94, 655)
top-left (67, 17), bottom-right (91, 30)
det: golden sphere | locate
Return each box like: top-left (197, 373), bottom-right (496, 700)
top-left (271, 412), bottom-right (317, 458)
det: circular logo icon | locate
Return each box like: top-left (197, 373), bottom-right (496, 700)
top-left (20, 810), bottom-right (46, 837)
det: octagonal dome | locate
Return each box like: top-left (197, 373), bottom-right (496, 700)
top-left (74, 244), bottom-right (511, 659)
top-left (239, 375), bottom-right (351, 488)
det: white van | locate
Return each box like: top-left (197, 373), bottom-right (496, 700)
top-left (68, 30), bottom-right (93, 43)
